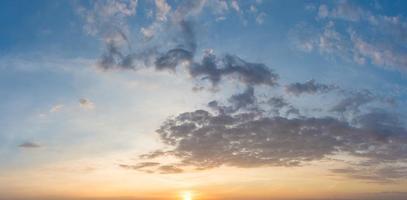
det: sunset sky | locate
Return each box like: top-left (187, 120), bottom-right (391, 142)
top-left (1, 0), bottom-right (407, 200)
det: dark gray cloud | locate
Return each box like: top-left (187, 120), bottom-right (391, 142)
top-left (228, 87), bottom-right (256, 110)
top-left (155, 48), bottom-right (193, 71)
top-left (154, 19), bottom-right (197, 70)
top-left (267, 96), bottom-right (300, 116)
top-left (285, 79), bottom-right (337, 96)
top-left (151, 110), bottom-right (344, 169)
top-left (19, 142), bottom-right (41, 148)
top-left (267, 97), bottom-right (288, 109)
top-left (189, 53), bottom-right (279, 87)
top-left (221, 55), bottom-right (279, 86)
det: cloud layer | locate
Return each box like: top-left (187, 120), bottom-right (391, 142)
top-left (75, 0), bottom-right (407, 183)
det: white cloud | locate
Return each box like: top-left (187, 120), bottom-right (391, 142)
top-left (50, 104), bottom-right (64, 113)
top-left (231, 0), bottom-right (240, 13)
top-left (292, 2), bottom-right (407, 71)
top-left (350, 32), bottom-right (407, 70)
top-left (155, 0), bottom-right (171, 22)
top-left (256, 12), bottom-right (266, 25)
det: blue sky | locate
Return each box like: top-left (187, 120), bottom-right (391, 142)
top-left (1, 0), bottom-right (407, 199)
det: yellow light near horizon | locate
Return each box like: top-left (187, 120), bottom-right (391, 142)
top-left (182, 191), bottom-right (192, 200)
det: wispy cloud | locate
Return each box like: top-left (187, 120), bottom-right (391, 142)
top-left (49, 104), bottom-right (64, 113)
top-left (292, 1), bottom-right (407, 71)
top-left (19, 142), bottom-right (41, 148)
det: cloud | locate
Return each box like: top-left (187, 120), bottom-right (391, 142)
top-left (285, 79), bottom-right (337, 96)
top-left (350, 32), bottom-right (407, 70)
top-left (92, 14), bottom-right (279, 89)
top-left (77, 0), bottom-right (138, 36)
top-left (190, 53), bottom-right (279, 87)
top-left (157, 165), bottom-right (184, 174)
top-left (79, 98), bottom-right (95, 110)
top-left (230, 0), bottom-right (240, 13)
top-left (228, 87), bottom-right (256, 111)
top-left (208, 0), bottom-right (229, 16)
top-left (155, 0), bottom-right (171, 22)
top-left (119, 162), bottom-right (183, 174)
top-left (139, 0), bottom-right (172, 40)
top-left (318, 4), bottom-right (329, 18)
top-left (292, 1), bottom-right (407, 71)
top-left (330, 90), bottom-right (374, 114)
top-left (19, 142), bottom-right (41, 148)
top-left (208, 86), bottom-right (259, 114)
top-left (148, 110), bottom-right (333, 168)
top-left (119, 162), bottom-right (160, 170)
top-left (331, 165), bottom-right (407, 183)
top-left (318, 2), bottom-right (364, 21)
top-left (255, 12), bottom-right (266, 25)
top-left (50, 104), bottom-right (64, 113)
top-left (134, 83), bottom-right (406, 180)
top-left (77, 0), bottom-right (277, 91)
top-left (76, 0), bottom-right (138, 70)
top-left (140, 107), bottom-right (407, 178)
top-left (267, 96), bottom-right (299, 116)
top-left (74, 1), bottom-right (407, 182)
top-left (153, 18), bottom-right (197, 71)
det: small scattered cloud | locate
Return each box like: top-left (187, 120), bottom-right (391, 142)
top-left (230, 0), bottom-right (240, 13)
top-left (255, 12), bottom-right (266, 25)
top-left (19, 142), bottom-right (41, 148)
top-left (79, 98), bottom-right (95, 110)
top-left (119, 162), bottom-right (160, 170)
top-left (49, 104), bottom-right (64, 113)
top-left (119, 162), bottom-right (184, 174)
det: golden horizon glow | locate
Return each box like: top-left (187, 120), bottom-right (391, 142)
top-left (182, 191), bottom-right (193, 200)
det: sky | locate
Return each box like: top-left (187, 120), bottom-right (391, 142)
top-left (1, 0), bottom-right (407, 200)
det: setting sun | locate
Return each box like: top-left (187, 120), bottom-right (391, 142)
top-left (182, 191), bottom-right (193, 200)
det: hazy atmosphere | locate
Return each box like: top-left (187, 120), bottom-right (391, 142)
top-left (1, 0), bottom-right (407, 200)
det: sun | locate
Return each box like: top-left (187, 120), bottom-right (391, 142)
top-left (182, 191), bottom-right (193, 200)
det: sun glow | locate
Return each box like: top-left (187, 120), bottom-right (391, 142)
top-left (182, 191), bottom-right (193, 200)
